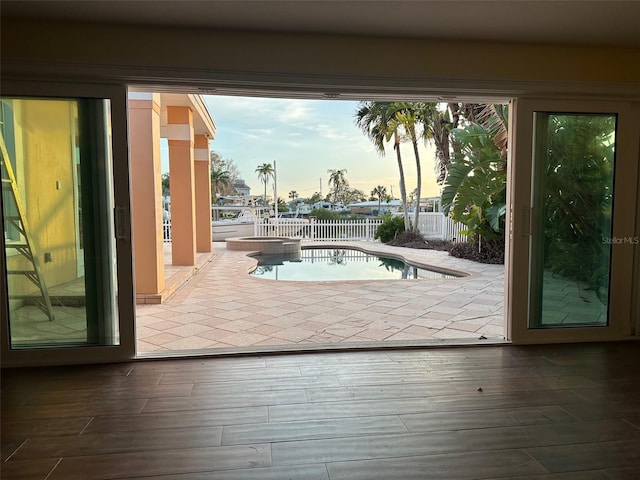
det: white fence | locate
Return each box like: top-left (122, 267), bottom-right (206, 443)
top-left (416, 213), bottom-right (467, 242)
top-left (166, 213), bottom-right (466, 243)
top-left (163, 220), bottom-right (172, 243)
top-left (255, 218), bottom-right (384, 241)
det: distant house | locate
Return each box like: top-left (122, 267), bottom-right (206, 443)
top-left (233, 179), bottom-right (251, 196)
top-left (312, 201), bottom-right (333, 210)
top-left (349, 200), bottom-right (404, 215)
top-left (418, 197), bottom-right (442, 213)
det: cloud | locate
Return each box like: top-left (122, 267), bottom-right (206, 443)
top-left (201, 94), bottom-right (444, 198)
top-left (311, 123), bottom-right (348, 140)
top-left (276, 100), bottom-right (313, 123)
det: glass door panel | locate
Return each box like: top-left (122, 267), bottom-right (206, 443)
top-left (530, 113), bottom-right (616, 329)
top-left (509, 99), bottom-right (638, 343)
top-left (1, 97), bottom-right (119, 349)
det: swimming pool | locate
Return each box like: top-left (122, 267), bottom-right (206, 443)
top-left (249, 247), bottom-right (463, 281)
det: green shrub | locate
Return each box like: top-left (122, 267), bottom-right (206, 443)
top-left (309, 208), bottom-right (342, 221)
top-left (374, 213), bottom-right (405, 243)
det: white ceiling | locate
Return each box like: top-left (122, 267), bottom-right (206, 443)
top-left (3, 0), bottom-right (640, 48)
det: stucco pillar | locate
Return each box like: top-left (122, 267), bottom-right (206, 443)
top-left (167, 106), bottom-right (196, 266)
top-left (194, 134), bottom-right (212, 252)
top-left (129, 93), bottom-right (164, 295)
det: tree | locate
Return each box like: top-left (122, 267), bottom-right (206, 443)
top-left (354, 102), bottom-right (410, 231)
top-left (211, 151), bottom-right (241, 195)
top-left (343, 187), bottom-right (366, 204)
top-left (161, 173), bottom-right (170, 196)
top-left (288, 190), bottom-right (299, 203)
top-left (306, 192), bottom-right (323, 205)
top-left (387, 102), bottom-right (438, 232)
top-left (211, 166), bottom-right (231, 203)
top-left (371, 185), bottom-right (387, 214)
top-left (327, 168), bottom-right (349, 204)
top-left (255, 163), bottom-right (274, 206)
top-left (441, 119), bottom-right (507, 242)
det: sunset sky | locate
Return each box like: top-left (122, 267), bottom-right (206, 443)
top-left (164, 95), bottom-right (442, 200)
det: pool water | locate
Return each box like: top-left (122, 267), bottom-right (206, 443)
top-left (249, 248), bottom-right (462, 281)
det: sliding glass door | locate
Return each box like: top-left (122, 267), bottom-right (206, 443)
top-left (508, 99), bottom-right (639, 343)
top-left (1, 84), bottom-right (134, 366)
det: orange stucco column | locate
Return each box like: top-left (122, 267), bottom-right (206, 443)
top-left (129, 93), bottom-right (164, 295)
top-left (167, 106), bottom-right (196, 266)
top-left (194, 134), bottom-right (212, 252)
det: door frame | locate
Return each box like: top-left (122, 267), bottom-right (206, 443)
top-left (0, 80), bottom-right (136, 367)
top-left (507, 98), bottom-right (639, 344)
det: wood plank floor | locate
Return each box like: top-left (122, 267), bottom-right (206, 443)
top-left (2, 342), bottom-right (640, 479)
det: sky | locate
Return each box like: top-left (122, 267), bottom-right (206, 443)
top-left (163, 95), bottom-right (442, 200)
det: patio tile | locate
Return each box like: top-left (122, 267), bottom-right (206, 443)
top-left (355, 329), bottom-right (398, 341)
top-left (409, 318), bottom-right (452, 330)
top-left (428, 305), bottom-right (465, 316)
top-left (137, 242), bottom-right (506, 353)
top-left (264, 316), bottom-right (307, 328)
top-left (215, 310), bottom-right (255, 321)
top-left (385, 331), bottom-right (435, 341)
top-left (219, 332), bottom-right (271, 347)
top-left (400, 325), bottom-right (442, 337)
top-left (273, 328), bottom-right (316, 343)
top-left (143, 332), bottom-right (185, 346)
top-left (322, 325), bottom-right (367, 339)
top-left (247, 323), bottom-right (285, 336)
top-left (306, 313), bottom-right (350, 325)
top-left (217, 319), bottom-right (262, 333)
top-left (196, 316), bottom-right (238, 328)
top-left (432, 329), bottom-right (482, 339)
top-left (260, 307), bottom-right (301, 317)
top-left (137, 340), bottom-right (167, 352)
top-left (160, 336), bottom-right (218, 350)
top-left (144, 320), bottom-right (184, 331)
top-left (297, 304), bottom-right (333, 314)
top-left (298, 320), bottom-right (334, 331)
top-left (164, 323), bottom-right (213, 338)
top-left (135, 326), bottom-right (162, 339)
top-left (197, 328), bottom-right (237, 341)
top-left (164, 312), bottom-right (214, 324)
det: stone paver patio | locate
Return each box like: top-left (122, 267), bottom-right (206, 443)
top-left (136, 241), bottom-right (506, 354)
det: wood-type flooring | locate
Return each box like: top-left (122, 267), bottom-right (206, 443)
top-left (2, 342), bottom-right (640, 479)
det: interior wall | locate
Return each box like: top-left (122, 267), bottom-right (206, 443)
top-left (2, 19), bottom-right (640, 94)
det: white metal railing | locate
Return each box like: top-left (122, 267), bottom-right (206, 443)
top-left (255, 218), bottom-right (384, 241)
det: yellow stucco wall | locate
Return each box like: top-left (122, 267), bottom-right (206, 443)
top-left (6, 99), bottom-right (79, 297)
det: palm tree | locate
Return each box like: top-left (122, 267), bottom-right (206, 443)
top-left (354, 102), bottom-right (410, 231)
top-left (389, 102), bottom-right (440, 232)
top-left (371, 185), bottom-right (387, 215)
top-left (255, 163), bottom-right (274, 206)
top-left (288, 190), bottom-right (298, 202)
top-left (327, 168), bottom-right (348, 204)
top-left (210, 166), bottom-right (230, 203)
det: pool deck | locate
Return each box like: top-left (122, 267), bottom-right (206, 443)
top-left (136, 241), bottom-right (506, 355)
